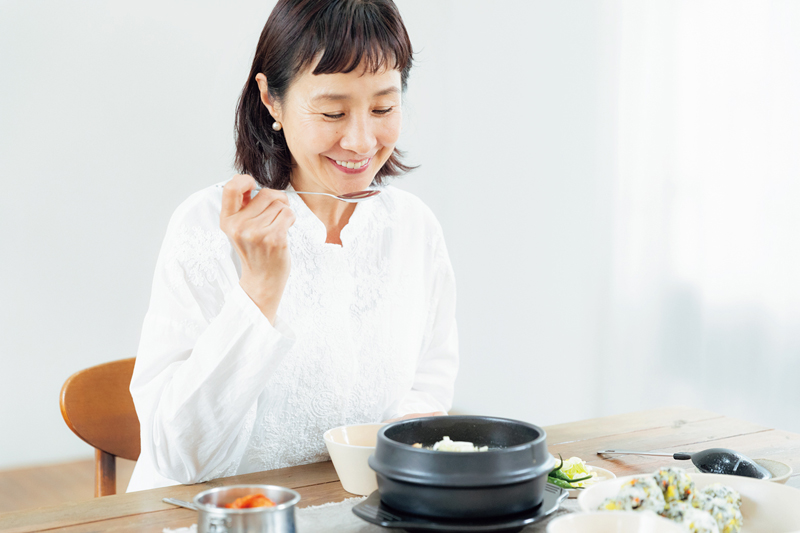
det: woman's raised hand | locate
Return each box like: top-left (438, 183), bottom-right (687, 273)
top-left (220, 174), bottom-right (296, 323)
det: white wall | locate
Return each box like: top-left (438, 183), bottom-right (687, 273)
top-left (1, 1), bottom-right (797, 470)
top-left (400, 1), bottom-right (614, 425)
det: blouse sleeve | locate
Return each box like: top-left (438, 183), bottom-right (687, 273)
top-left (130, 191), bottom-right (295, 485)
top-left (384, 221), bottom-right (459, 419)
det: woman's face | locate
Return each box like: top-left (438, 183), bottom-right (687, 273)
top-left (258, 63), bottom-right (403, 195)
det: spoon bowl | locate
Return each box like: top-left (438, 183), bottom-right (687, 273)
top-left (597, 447), bottom-right (771, 479)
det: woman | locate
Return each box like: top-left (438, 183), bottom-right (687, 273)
top-left (128, 0), bottom-right (458, 492)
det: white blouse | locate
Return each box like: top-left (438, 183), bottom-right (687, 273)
top-left (127, 182), bottom-right (458, 492)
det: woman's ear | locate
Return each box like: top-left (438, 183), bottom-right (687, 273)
top-left (255, 73), bottom-right (281, 122)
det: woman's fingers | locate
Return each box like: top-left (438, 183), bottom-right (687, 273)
top-left (219, 176), bottom-right (294, 323)
top-left (221, 174), bottom-right (258, 219)
top-left (252, 200), bottom-right (287, 228)
top-left (240, 187), bottom-right (289, 220)
top-left (220, 177), bottom-right (292, 241)
top-left (275, 204), bottom-right (296, 229)
top-left (245, 202), bottom-right (293, 242)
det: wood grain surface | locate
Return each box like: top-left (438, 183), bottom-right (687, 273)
top-left (0, 458), bottom-right (135, 514)
top-left (1, 406), bottom-right (797, 532)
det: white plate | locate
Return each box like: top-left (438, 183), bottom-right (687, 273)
top-left (547, 511), bottom-right (685, 533)
top-left (578, 472), bottom-right (800, 533)
top-left (566, 466), bottom-right (616, 498)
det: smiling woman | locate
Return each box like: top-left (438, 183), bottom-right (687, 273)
top-left (255, 66), bottom-right (403, 201)
top-left (127, 0), bottom-right (458, 493)
top-left (234, 0), bottom-right (414, 191)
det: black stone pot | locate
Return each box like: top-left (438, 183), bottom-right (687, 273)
top-left (368, 416), bottom-right (555, 519)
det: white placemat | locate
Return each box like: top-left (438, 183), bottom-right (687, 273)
top-left (297, 495), bottom-right (579, 533)
top-left (163, 497), bottom-right (579, 533)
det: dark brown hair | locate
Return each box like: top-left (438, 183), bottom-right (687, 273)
top-left (234, 0), bottom-right (415, 189)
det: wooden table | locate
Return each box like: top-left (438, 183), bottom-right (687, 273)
top-left (2, 406), bottom-right (799, 532)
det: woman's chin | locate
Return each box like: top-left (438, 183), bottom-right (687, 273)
top-left (335, 174), bottom-right (378, 194)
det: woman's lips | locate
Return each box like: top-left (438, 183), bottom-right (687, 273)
top-left (328, 157), bottom-right (371, 174)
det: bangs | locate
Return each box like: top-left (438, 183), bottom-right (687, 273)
top-left (236, 0), bottom-right (417, 188)
top-left (294, 0), bottom-right (412, 86)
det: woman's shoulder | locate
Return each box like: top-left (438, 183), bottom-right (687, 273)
top-left (380, 186), bottom-right (453, 273)
top-left (166, 181), bottom-right (227, 231)
top-left (381, 185), bottom-right (443, 232)
top-left (155, 182), bottom-right (233, 288)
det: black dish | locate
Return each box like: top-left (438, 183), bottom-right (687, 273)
top-left (368, 416), bottom-right (555, 519)
top-left (352, 483), bottom-right (568, 533)
top-left (690, 448), bottom-right (772, 479)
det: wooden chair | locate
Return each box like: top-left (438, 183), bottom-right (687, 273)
top-left (60, 358), bottom-right (141, 496)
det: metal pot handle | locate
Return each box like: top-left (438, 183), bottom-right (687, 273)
top-left (208, 515), bottom-right (231, 533)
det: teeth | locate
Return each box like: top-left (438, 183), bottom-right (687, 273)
top-left (335, 158), bottom-right (369, 169)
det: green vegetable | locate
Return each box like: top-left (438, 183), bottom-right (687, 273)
top-left (548, 469), bottom-right (574, 482)
top-left (565, 474), bottom-right (593, 483)
top-left (560, 456), bottom-right (593, 480)
top-left (548, 453), bottom-right (596, 489)
top-left (551, 453), bottom-right (564, 473)
top-left (547, 476), bottom-right (582, 489)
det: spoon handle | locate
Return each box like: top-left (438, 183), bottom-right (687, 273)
top-left (293, 191), bottom-right (331, 197)
top-left (597, 450), bottom-right (692, 460)
top-left (163, 497), bottom-right (198, 511)
top-left (251, 187), bottom-right (333, 198)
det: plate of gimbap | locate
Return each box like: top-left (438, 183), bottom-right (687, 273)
top-left (578, 467), bottom-right (800, 533)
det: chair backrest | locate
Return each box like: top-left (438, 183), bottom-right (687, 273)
top-left (60, 358), bottom-right (140, 496)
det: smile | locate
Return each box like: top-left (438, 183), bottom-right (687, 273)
top-left (334, 158), bottom-right (370, 169)
top-left (328, 157), bottom-right (372, 174)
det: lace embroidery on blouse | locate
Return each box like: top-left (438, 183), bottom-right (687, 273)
top-left (241, 192), bottom-right (405, 471)
top-left (129, 183), bottom-right (457, 492)
top-left (166, 224), bottom-right (229, 289)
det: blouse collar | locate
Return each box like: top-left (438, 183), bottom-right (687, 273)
top-left (285, 183), bottom-right (384, 249)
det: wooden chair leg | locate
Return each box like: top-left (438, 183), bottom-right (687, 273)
top-left (95, 449), bottom-right (116, 497)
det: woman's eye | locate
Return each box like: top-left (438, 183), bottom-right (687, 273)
top-left (373, 107), bottom-right (394, 115)
top-left (323, 113), bottom-right (345, 119)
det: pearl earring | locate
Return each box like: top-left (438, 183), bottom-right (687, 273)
top-left (272, 121), bottom-right (282, 131)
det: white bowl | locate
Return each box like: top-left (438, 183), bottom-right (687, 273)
top-left (578, 472), bottom-right (800, 533)
top-left (547, 511), bottom-right (685, 533)
top-left (323, 423), bottom-right (385, 496)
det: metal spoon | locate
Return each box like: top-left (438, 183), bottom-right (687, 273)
top-left (597, 447), bottom-right (771, 479)
top-left (163, 497), bottom-right (198, 511)
top-left (253, 187), bottom-right (382, 203)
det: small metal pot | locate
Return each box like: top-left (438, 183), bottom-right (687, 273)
top-left (192, 485), bottom-right (301, 533)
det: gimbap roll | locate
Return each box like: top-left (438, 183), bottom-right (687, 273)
top-left (662, 501), bottom-right (720, 533)
top-left (600, 476), bottom-right (666, 513)
top-left (654, 467), bottom-right (695, 502)
top-left (700, 483), bottom-right (742, 508)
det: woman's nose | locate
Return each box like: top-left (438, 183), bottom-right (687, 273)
top-left (339, 114), bottom-right (375, 155)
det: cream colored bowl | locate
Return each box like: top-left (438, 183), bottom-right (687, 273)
top-left (687, 458), bottom-right (793, 484)
top-left (578, 473), bottom-right (800, 533)
top-left (754, 458), bottom-right (792, 484)
top-left (323, 423), bottom-right (385, 496)
top-left (547, 511), bottom-right (685, 533)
